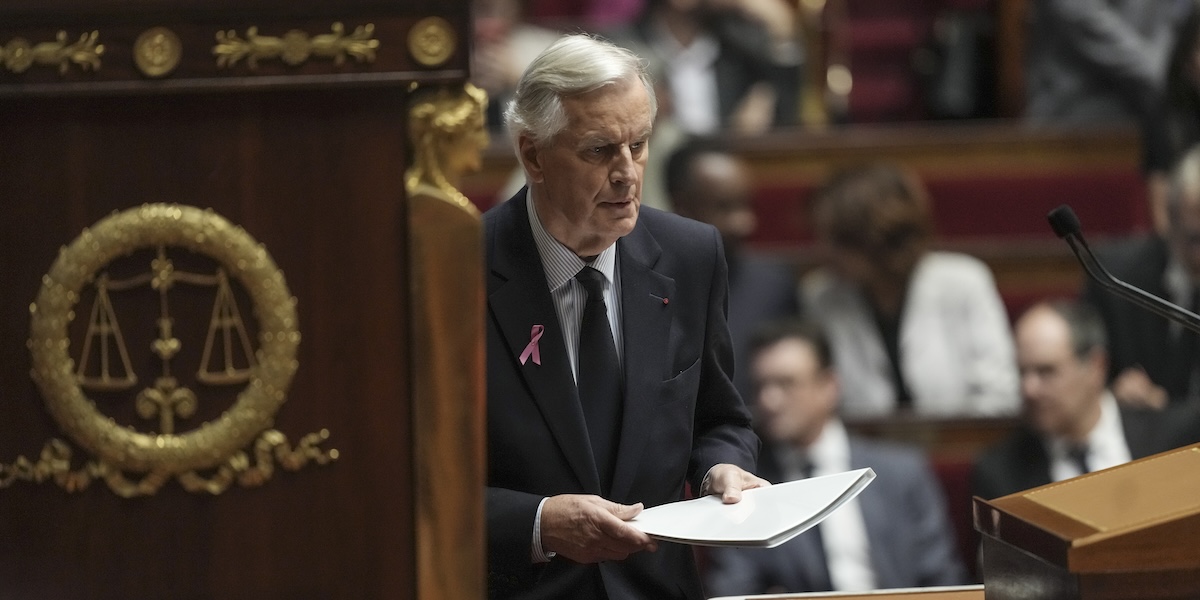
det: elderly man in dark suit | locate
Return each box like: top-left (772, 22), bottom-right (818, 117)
top-left (705, 320), bottom-right (967, 595)
top-left (484, 34), bottom-right (765, 600)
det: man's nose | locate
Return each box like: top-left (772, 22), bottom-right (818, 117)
top-left (610, 146), bottom-right (637, 186)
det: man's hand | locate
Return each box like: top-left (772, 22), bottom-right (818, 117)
top-left (701, 463), bottom-right (771, 504)
top-left (1112, 367), bottom-right (1168, 410)
top-left (541, 495), bottom-right (659, 564)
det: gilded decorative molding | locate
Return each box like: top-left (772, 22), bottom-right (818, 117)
top-left (4, 203), bottom-right (337, 498)
top-left (133, 27), bottom-right (182, 78)
top-left (407, 17), bottom-right (456, 67)
top-left (0, 30), bottom-right (104, 74)
top-left (213, 22), bottom-right (379, 70)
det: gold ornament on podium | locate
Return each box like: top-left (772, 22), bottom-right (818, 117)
top-left (407, 17), bottom-right (455, 67)
top-left (405, 82), bottom-right (489, 214)
top-left (133, 27), bottom-right (182, 78)
top-left (2, 204), bottom-right (336, 497)
top-left (0, 30), bottom-right (104, 74)
top-left (213, 22), bottom-right (379, 70)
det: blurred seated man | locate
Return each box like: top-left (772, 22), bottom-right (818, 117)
top-left (1025, 0), bottom-right (1179, 126)
top-left (665, 139), bottom-right (800, 402)
top-left (1085, 145), bottom-right (1200, 408)
top-left (604, 0), bottom-right (802, 135)
top-left (472, 0), bottom-right (560, 132)
top-left (705, 320), bottom-right (968, 596)
top-left (971, 300), bottom-right (1200, 501)
top-left (801, 163), bottom-right (1019, 418)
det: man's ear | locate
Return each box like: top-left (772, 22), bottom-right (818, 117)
top-left (1087, 348), bottom-right (1109, 379)
top-left (518, 134), bottom-right (545, 184)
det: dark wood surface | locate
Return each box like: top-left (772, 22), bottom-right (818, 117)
top-left (0, 3), bottom-right (479, 598)
top-left (0, 84), bottom-right (417, 600)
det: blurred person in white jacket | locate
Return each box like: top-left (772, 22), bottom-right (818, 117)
top-left (801, 163), bottom-right (1019, 418)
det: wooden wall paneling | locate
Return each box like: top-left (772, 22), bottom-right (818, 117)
top-left (0, 2), bottom-right (482, 598)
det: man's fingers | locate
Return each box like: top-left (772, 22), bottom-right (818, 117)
top-left (542, 495), bottom-right (658, 563)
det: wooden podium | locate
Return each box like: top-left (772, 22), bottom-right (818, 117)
top-left (0, 1), bottom-right (482, 598)
top-left (709, 585), bottom-right (985, 599)
top-left (974, 443), bottom-right (1200, 600)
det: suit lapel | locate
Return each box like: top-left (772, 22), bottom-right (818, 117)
top-left (609, 222), bottom-right (674, 500)
top-left (489, 192), bottom-right (600, 493)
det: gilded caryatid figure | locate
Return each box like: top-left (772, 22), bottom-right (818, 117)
top-left (405, 82), bottom-right (489, 215)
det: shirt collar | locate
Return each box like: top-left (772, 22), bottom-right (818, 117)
top-left (1165, 253), bottom-right (1191, 306)
top-left (1046, 391), bottom-right (1125, 462)
top-left (772, 417), bottom-right (850, 479)
top-left (526, 188), bottom-right (617, 291)
top-left (808, 417), bottom-right (851, 474)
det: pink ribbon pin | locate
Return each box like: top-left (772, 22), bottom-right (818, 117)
top-left (519, 324), bottom-right (544, 366)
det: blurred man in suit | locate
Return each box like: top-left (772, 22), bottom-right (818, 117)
top-left (1025, 0), bottom-right (1179, 125)
top-left (1084, 146), bottom-right (1200, 408)
top-left (972, 300), bottom-right (1200, 501)
top-left (705, 320), bottom-right (967, 595)
top-left (665, 139), bottom-right (800, 403)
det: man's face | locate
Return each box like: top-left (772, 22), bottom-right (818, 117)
top-left (520, 77), bottom-right (652, 257)
top-left (675, 153), bottom-right (756, 250)
top-left (751, 338), bottom-right (838, 448)
top-left (1016, 307), bottom-right (1105, 440)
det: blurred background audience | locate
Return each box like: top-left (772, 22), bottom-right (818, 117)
top-left (603, 0), bottom-right (804, 135)
top-left (801, 163), bottom-right (1018, 418)
top-left (705, 319), bottom-right (967, 596)
top-left (470, 0), bottom-right (561, 133)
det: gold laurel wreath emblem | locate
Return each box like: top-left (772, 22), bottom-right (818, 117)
top-left (12, 204), bottom-right (336, 497)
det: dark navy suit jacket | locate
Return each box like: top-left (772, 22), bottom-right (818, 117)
top-left (485, 189), bottom-right (759, 599)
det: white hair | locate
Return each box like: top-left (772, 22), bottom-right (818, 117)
top-left (503, 34), bottom-right (657, 150)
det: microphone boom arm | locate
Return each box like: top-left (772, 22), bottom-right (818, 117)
top-left (1049, 204), bottom-right (1200, 335)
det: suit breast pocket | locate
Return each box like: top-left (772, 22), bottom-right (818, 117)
top-left (661, 355), bottom-right (701, 403)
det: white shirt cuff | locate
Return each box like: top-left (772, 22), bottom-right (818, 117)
top-left (531, 497), bottom-right (556, 563)
top-left (700, 464), bottom-right (719, 496)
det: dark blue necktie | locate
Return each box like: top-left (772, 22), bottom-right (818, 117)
top-left (1067, 443), bottom-right (1090, 475)
top-left (802, 460), bottom-right (833, 592)
top-left (575, 266), bottom-right (623, 490)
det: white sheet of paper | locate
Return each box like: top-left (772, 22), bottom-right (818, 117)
top-left (629, 468), bottom-right (875, 548)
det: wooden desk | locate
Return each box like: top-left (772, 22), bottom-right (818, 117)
top-left (711, 584), bottom-right (985, 600)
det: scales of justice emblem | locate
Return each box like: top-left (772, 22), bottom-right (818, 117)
top-left (3, 203), bottom-right (336, 497)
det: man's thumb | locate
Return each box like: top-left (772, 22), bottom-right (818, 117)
top-left (610, 501), bottom-right (644, 520)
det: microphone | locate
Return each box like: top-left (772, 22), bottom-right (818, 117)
top-left (1048, 204), bottom-right (1200, 334)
